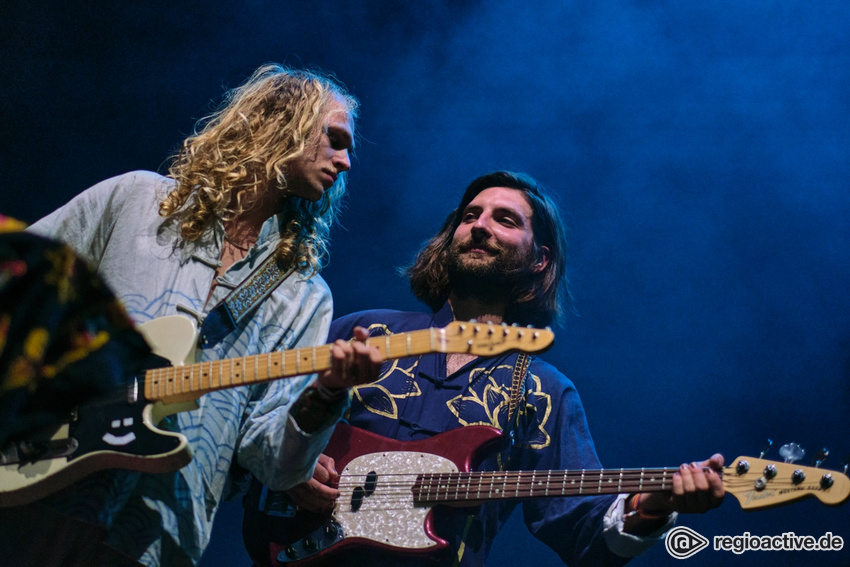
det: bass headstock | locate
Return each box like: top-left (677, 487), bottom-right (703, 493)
top-left (725, 456), bottom-right (850, 511)
top-left (441, 321), bottom-right (554, 356)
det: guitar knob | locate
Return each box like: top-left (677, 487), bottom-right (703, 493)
top-left (736, 460), bottom-right (750, 475)
top-left (324, 521), bottom-right (340, 540)
top-left (821, 474), bottom-right (835, 489)
top-left (791, 469), bottom-right (806, 485)
top-left (303, 536), bottom-right (317, 552)
top-left (763, 464), bottom-right (777, 479)
top-left (284, 546), bottom-right (298, 559)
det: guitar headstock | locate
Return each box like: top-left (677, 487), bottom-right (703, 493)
top-left (725, 456), bottom-right (850, 511)
top-left (441, 321), bottom-right (554, 356)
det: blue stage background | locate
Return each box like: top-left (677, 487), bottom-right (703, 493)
top-left (3, 2), bottom-right (848, 565)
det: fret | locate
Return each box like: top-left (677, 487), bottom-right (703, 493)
top-left (253, 354), bottom-right (258, 384)
top-left (530, 470), bottom-right (536, 498)
top-left (545, 470), bottom-right (550, 496)
top-left (429, 327), bottom-right (436, 353)
top-left (597, 470), bottom-right (604, 494)
top-left (154, 368), bottom-right (162, 398)
top-left (384, 335), bottom-right (390, 357)
top-left (296, 347), bottom-right (302, 375)
top-left (263, 352), bottom-right (269, 381)
top-left (639, 468), bottom-right (645, 492)
top-left (617, 469), bottom-right (623, 493)
top-left (311, 346), bottom-right (317, 372)
top-left (579, 469), bottom-right (585, 495)
top-left (406, 332), bottom-right (411, 355)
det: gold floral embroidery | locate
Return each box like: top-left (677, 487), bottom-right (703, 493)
top-left (447, 368), bottom-right (553, 450)
top-left (352, 324), bottom-right (423, 420)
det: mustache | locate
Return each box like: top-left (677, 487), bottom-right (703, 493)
top-left (455, 239), bottom-right (502, 255)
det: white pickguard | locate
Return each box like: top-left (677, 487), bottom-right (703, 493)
top-left (334, 451), bottom-right (458, 549)
top-left (137, 314), bottom-right (198, 366)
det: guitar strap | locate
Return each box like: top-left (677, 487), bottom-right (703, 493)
top-left (456, 352), bottom-right (530, 565)
top-left (199, 247), bottom-right (296, 348)
top-left (506, 352), bottom-right (530, 432)
top-left (494, 352), bottom-right (529, 474)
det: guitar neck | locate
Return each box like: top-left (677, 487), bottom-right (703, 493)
top-left (143, 326), bottom-right (471, 404)
top-left (413, 468), bottom-right (679, 504)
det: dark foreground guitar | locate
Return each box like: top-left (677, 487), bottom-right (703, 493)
top-left (243, 423), bottom-right (850, 566)
top-left (0, 317), bottom-right (553, 506)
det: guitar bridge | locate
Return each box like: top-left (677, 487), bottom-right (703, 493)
top-left (0, 438), bottom-right (79, 466)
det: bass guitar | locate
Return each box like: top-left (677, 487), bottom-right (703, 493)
top-left (243, 422), bottom-right (850, 566)
top-left (0, 317), bottom-right (553, 506)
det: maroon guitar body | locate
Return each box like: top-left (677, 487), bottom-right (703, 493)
top-left (242, 423), bottom-right (506, 566)
top-left (243, 423), bottom-right (850, 566)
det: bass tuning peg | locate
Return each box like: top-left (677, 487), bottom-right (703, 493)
top-left (779, 442), bottom-right (805, 464)
top-left (759, 439), bottom-right (773, 459)
top-left (812, 448), bottom-right (829, 468)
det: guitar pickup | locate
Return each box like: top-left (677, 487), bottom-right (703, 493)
top-left (0, 438), bottom-right (79, 466)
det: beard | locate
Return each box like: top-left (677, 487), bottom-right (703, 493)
top-left (446, 240), bottom-right (537, 304)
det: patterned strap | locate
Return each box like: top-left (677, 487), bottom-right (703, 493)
top-left (507, 353), bottom-right (529, 430)
top-left (199, 249), bottom-right (295, 348)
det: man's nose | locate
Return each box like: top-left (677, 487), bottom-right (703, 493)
top-left (470, 218), bottom-right (491, 239)
top-left (334, 150), bottom-right (351, 172)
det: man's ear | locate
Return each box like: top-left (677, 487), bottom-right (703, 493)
top-left (532, 246), bottom-right (550, 273)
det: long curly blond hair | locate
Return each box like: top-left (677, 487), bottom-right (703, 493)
top-left (160, 63), bottom-right (358, 274)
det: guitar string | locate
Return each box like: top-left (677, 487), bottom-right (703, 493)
top-left (324, 469), bottom-right (819, 505)
top-left (144, 332), bottom-right (442, 399)
top-left (316, 476), bottom-right (805, 512)
top-left (145, 325), bottom-right (543, 399)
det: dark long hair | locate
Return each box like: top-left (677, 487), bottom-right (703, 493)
top-left (406, 171), bottom-right (573, 327)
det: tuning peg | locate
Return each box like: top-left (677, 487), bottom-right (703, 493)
top-left (812, 448), bottom-right (829, 468)
top-left (841, 454), bottom-right (850, 476)
top-left (759, 439), bottom-right (773, 459)
top-left (779, 442), bottom-right (805, 464)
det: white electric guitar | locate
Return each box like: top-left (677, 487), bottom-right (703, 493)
top-left (0, 316), bottom-right (553, 507)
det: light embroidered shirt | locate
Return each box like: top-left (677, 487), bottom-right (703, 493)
top-left (29, 170), bottom-right (341, 565)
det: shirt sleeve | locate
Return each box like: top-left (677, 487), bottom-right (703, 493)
top-left (602, 494), bottom-right (677, 557)
top-left (518, 364), bottom-right (671, 565)
top-left (27, 171), bottom-right (158, 264)
top-left (236, 279), bottom-right (347, 491)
